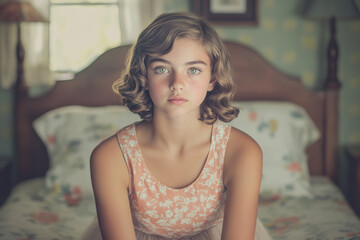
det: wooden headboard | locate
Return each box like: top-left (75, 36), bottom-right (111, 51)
top-left (14, 41), bottom-right (341, 184)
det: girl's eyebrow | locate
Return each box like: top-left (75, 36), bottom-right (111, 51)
top-left (148, 58), bottom-right (169, 65)
top-left (186, 60), bottom-right (208, 66)
top-left (148, 58), bottom-right (208, 66)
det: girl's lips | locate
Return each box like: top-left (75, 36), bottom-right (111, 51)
top-left (168, 97), bottom-right (187, 105)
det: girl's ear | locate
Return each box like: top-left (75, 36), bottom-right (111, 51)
top-left (207, 78), bottom-right (217, 91)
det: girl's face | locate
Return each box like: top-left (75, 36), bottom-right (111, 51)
top-left (146, 38), bottom-right (215, 119)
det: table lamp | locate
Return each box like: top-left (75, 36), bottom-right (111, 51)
top-left (0, 1), bottom-right (48, 89)
top-left (303, 0), bottom-right (359, 88)
top-left (302, 0), bottom-right (359, 88)
top-left (302, 0), bottom-right (359, 183)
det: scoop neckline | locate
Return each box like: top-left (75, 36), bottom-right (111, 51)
top-left (132, 122), bottom-right (216, 191)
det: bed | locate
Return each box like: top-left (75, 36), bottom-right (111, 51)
top-left (0, 40), bottom-right (359, 240)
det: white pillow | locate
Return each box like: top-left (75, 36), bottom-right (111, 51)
top-left (229, 101), bottom-right (320, 198)
top-left (33, 101), bottom-right (319, 204)
top-left (33, 105), bottom-right (141, 202)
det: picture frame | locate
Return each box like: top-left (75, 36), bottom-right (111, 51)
top-left (193, 0), bottom-right (258, 26)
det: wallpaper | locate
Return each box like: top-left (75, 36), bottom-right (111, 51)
top-left (0, 0), bottom-right (359, 194)
top-left (163, 0), bottom-right (360, 196)
top-left (162, 0), bottom-right (360, 146)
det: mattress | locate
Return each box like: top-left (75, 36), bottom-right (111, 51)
top-left (259, 177), bottom-right (360, 239)
top-left (0, 177), bottom-right (359, 239)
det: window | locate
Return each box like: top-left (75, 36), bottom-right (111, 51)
top-left (50, 0), bottom-right (121, 76)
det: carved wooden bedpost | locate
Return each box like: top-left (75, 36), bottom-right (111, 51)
top-left (323, 17), bottom-right (341, 184)
top-left (14, 61), bottom-right (30, 183)
top-left (14, 68), bottom-right (50, 183)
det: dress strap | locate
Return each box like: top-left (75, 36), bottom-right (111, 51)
top-left (212, 121), bottom-right (232, 167)
top-left (115, 123), bottom-right (137, 195)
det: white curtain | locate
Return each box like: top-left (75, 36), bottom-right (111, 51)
top-left (0, 0), bottom-right (163, 89)
top-left (118, 0), bottom-right (164, 44)
top-left (0, 0), bottom-right (53, 89)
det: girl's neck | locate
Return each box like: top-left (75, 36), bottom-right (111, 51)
top-left (144, 114), bottom-right (212, 152)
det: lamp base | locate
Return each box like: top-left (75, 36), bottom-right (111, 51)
top-left (15, 22), bottom-right (26, 91)
top-left (326, 16), bottom-right (341, 89)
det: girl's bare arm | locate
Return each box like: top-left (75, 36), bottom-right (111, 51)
top-left (222, 128), bottom-right (263, 240)
top-left (90, 136), bottom-right (136, 240)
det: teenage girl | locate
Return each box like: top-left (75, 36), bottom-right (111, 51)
top-left (82, 12), bottom-right (272, 240)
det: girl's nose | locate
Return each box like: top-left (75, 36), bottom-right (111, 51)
top-left (169, 72), bottom-right (185, 91)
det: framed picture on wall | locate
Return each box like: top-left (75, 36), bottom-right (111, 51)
top-left (193, 0), bottom-right (258, 25)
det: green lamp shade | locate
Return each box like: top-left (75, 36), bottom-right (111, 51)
top-left (303, 0), bottom-right (360, 19)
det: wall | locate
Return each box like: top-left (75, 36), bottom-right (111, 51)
top-left (0, 0), bottom-right (359, 195)
top-left (167, 0), bottom-right (360, 197)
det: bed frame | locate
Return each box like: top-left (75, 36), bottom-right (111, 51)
top-left (14, 41), bottom-right (341, 185)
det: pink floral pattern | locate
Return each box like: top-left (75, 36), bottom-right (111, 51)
top-left (46, 135), bottom-right (56, 145)
top-left (258, 177), bottom-right (360, 240)
top-left (0, 162), bottom-right (359, 240)
top-left (117, 121), bottom-right (231, 238)
top-left (286, 162), bottom-right (302, 173)
top-left (31, 211), bottom-right (60, 224)
top-left (64, 185), bottom-right (83, 206)
top-left (230, 102), bottom-right (320, 198)
top-left (248, 111), bottom-right (258, 122)
top-left (0, 105), bottom-right (359, 239)
top-left (266, 216), bottom-right (300, 234)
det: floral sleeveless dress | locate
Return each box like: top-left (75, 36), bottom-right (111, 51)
top-left (82, 121), bottom-right (272, 240)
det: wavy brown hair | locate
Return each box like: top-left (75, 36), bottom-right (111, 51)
top-left (113, 12), bottom-right (239, 124)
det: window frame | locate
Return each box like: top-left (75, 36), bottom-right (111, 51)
top-left (49, 0), bottom-right (121, 80)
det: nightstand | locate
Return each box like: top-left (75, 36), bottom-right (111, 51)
top-left (0, 156), bottom-right (12, 206)
top-left (346, 145), bottom-right (360, 217)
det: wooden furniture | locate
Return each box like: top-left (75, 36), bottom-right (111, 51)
top-left (0, 2), bottom-right (49, 89)
top-left (6, 39), bottom-right (358, 240)
top-left (0, 156), bottom-right (12, 206)
top-left (14, 41), bottom-right (341, 185)
top-left (346, 145), bottom-right (360, 217)
top-left (192, 0), bottom-right (258, 26)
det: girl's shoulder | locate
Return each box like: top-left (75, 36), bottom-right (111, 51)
top-left (91, 134), bottom-right (120, 160)
top-left (90, 134), bottom-right (130, 189)
top-left (227, 126), bottom-right (261, 153)
top-left (223, 126), bottom-right (263, 185)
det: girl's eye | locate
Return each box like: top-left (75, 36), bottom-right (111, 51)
top-left (189, 68), bottom-right (200, 75)
top-left (154, 67), bottom-right (169, 74)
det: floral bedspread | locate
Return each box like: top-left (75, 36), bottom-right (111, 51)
top-left (258, 177), bottom-right (360, 240)
top-left (0, 177), bottom-right (359, 240)
top-left (0, 178), bottom-right (96, 240)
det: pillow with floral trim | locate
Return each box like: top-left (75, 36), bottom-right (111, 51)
top-left (34, 101), bottom-right (319, 204)
top-left (229, 101), bottom-right (320, 198)
top-left (33, 105), bottom-right (141, 204)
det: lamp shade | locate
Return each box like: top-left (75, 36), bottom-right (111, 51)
top-left (0, 2), bottom-right (48, 23)
top-left (302, 0), bottom-right (360, 19)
